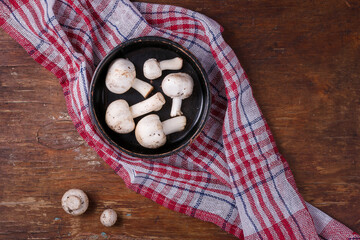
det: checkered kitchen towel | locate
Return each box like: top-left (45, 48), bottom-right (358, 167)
top-left (0, 1), bottom-right (358, 239)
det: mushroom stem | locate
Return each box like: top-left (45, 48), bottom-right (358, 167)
top-left (130, 92), bottom-right (166, 118)
top-left (159, 57), bottom-right (183, 70)
top-left (162, 116), bottom-right (187, 135)
top-left (65, 195), bottom-right (81, 211)
top-left (131, 78), bottom-right (154, 98)
top-left (170, 97), bottom-right (183, 117)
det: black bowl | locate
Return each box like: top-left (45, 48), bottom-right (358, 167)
top-left (89, 36), bottom-right (211, 158)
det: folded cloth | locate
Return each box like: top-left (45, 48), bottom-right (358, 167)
top-left (0, 1), bottom-right (358, 239)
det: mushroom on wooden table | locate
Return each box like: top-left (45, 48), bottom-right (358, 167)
top-left (143, 57), bottom-right (183, 80)
top-left (135, 114), bottom-right (186, 149)
top-left (105, 92), bottom-right (166, 134)
top-left (106, 58), bottom-right (153, 97)
top-left (61, 189), bottom-right (89, 216)
top-left (100, 209), bottom-right (117, 227)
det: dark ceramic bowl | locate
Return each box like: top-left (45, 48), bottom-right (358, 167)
top-left (89, 36), bottom-right (210, 158)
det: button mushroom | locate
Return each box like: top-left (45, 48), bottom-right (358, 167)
top-left (143, 57), bottom-right (183, 80)
top-left (61, 189), bottom-right (89, 216)
top-left (135, 114), bottom-right (186, 149)
top-left (106, 58), bottom-right (153, 98)
top-left (161, 73), bottom-right (194, 117)
top-left (105, 92), bottom-right (166, 134)
top-left (100, 209), bottom-right (117, 227)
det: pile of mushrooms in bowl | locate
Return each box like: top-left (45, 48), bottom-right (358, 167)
top-left (89, 37), bottom-right (211, 158)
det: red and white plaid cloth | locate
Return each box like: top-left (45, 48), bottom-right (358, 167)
top-left (1, 1), bottom-right (358, 239)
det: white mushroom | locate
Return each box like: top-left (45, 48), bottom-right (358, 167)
top-left (61, 189), bottom-right (89, 216)
top-left (143, 57), bottom-right (183, 80)
top-left (161, 73), bottom-right (194, 117)
top-left (100, 209), bottom-right (117, 227)
top-left (106, 58), bottom-right (153, 97)
top-left (105, 92), bottom-right (166, 134)
top-left (135, 114), bottom-right (186, 149)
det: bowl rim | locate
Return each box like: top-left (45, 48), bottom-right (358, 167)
top-left (89, 36), bottom-right (211, 159)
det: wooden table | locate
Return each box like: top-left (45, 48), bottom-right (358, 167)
top-left (1, 1), bottom-right (359, 239)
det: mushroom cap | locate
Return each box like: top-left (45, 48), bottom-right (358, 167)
top-left (135, 114), bottom-right (166, 149)
top-left (100, 209), bottom-right (118, 227)
top-left (105, 58), bottom-right (136, 94)
top-left (143, 58), bottom-right (161, 80)
top-left (105, 99), bottom-right (135, 134)
top-left (61, 189), bottom-right (89, 216)
top-left (161, 73), bottom-right (194, 99)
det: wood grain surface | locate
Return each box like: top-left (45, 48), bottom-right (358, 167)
top-left (0, 0), bottom-right (359, 239)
